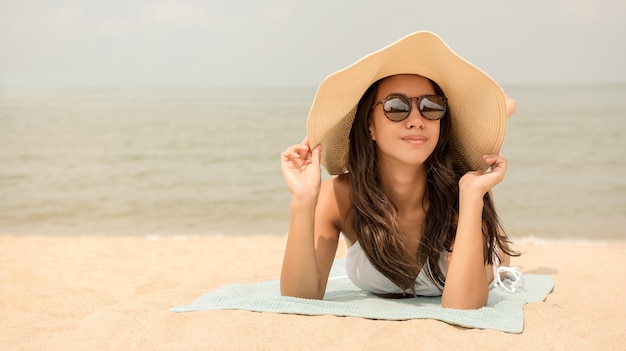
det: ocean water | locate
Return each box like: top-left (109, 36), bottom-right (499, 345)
top-left (0, 84), bottom-right (625, 240)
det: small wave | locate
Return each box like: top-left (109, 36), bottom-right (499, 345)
top-left (511, 234), bottom-right (625, 246)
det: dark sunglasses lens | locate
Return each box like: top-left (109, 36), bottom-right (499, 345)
top-left (383, 97), bottom-right (411, 121)
top-left (419, 96), bottom-right (446, 120)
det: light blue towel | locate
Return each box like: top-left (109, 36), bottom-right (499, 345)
top-left (171, 259), bottom-right (553, 333)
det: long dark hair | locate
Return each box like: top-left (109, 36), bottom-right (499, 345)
top-left (347, 77), bottom-right (518, 293)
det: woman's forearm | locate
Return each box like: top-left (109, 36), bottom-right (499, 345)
top-left (280, 197), bottom-right (325, 299)
top-left (441, 192), bottom-right (489, 309)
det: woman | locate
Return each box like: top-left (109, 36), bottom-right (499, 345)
top-left (279, 31), bottom-right (520, 309)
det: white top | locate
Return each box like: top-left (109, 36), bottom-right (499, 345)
top-left (345, 241), bottom-right (446, 296)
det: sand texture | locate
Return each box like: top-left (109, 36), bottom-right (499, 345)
top-left (1, 235), bottom-right (624, 350)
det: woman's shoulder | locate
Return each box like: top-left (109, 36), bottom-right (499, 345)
top-left (319, 174), bottom-right (352, 232)
top-left (320, 174), bottom-right (351, 201)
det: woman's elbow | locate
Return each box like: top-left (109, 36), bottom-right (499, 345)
top-left (280, 282), bottom-right (324, 300)
top-left (441, 297), bottom-right (487, 310)
top-left (441, 288), bottom-right (488, 310)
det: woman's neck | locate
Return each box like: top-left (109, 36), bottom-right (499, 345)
top-left (378, 162), bottom-right (428, 212)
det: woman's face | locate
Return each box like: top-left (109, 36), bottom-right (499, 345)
top-left (368, 74), bottom-right (441, 170)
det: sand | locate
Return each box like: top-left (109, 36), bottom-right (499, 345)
top-left (1, 235), bottom-right (624, 350)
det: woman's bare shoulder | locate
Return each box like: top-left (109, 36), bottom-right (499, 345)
top-left (332, 173), bottom-right (350, 192)
top-left (319, 174), bottom-right (353, 240)
top-left (320, 174), bottom-right (351, 205)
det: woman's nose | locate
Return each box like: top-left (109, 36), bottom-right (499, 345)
top-left (405, 99), bottom-right (425, 128)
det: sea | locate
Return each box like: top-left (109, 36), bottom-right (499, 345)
top-left (0, 83), bottom-right (625, 241)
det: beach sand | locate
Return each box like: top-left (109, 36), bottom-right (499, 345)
top-left (1, 235), bottom-right (624, 350)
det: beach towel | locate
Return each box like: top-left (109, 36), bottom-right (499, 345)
top-left (171, 259), bottom-right (554, 333)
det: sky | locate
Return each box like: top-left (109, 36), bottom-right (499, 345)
top-left (1, 0), bottom-right (625, 88)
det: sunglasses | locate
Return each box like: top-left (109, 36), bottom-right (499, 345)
top-left (370, 94), bottom-right (448, 122)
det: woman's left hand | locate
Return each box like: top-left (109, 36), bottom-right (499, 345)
top-left (459, 154), bottom-right (508, 196)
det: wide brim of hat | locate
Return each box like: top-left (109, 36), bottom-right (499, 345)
top-left (306, 31), bottom-right (507, 175)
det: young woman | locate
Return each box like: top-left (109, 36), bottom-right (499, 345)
top-left (279, 31), bottom-right (520, 309)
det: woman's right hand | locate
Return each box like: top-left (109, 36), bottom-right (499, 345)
top-left (280, 138), bottom-right (322, 200)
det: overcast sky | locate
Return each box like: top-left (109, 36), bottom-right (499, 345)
top-left (1, 0), bottom-right (625, 88)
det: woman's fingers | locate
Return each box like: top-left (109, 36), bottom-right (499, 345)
top-left (310, 143), bottom-right (321, 166)
top-left (283, 143), bottom-right (309, 159)
top-left (483, 154), bottom-right (507, 172)
top-left (281, 141), bottom-right (322, 198)
top-left (281, 142), bottom-right (322, 174)
top-left (480, 155), bottom-right (508, 188)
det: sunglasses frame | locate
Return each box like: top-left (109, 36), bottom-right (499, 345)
top-left (370, 94), bottom-right (448, 122)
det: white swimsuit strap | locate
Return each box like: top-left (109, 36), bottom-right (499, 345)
top-left (493, 266), bottom-right (524, 293)
top-left (490, 246), bottom-right (524, 293)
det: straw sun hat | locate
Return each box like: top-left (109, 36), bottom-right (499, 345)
top-left (306, 31), bottom-right (507, 175)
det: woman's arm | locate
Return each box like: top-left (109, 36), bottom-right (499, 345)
top-left (442, 155), bottom-right (508, 309)
top-left (442, 191), bottom-right (489, 309)
top-left (279, 141), bottom-right (340, 299)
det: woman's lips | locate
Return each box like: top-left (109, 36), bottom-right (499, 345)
top-left (401, 135), bottom-right (428, 145)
